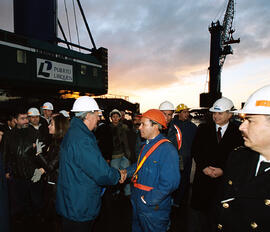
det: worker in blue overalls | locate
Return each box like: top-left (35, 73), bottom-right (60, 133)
top-left (122, 109), bottom-right (180, 232)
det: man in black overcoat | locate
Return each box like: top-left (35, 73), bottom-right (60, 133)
top-left (216, 85), bottom-right (270, 232)
top-left (189, 97), bottom-right (243, 232)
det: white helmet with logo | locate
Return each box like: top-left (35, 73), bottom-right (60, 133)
top-left (71, 96), bottom-right (101, 112)
top-left (28, 107), bottom-right (40, 116)
top-left (209, 97), bottom-right (234, 112)
top-left (159, 101), bottom-right (174, 111)
top-left (235, 85), bottom-right (270, 115)
top-left (42, 102), bottom-right (54, 110)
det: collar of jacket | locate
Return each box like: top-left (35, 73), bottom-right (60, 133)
top-left (70, 117), bottom-right (93, 136)
top-left (144, 133), bottom-right (164, 146)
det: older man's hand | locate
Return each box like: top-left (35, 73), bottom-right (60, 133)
top-left (119, 169), bottom-right (127, 183)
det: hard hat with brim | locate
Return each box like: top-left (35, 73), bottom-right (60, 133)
top-left (42, 102), bottom-right (54, 110)
top-left (28, 107), bottom-right (40, 116)
top-left (142, 109), bottom-right (167, 129)
top-left (59, 110), bottom-right (70, 118)
top-left (71, 96), bottom-right (101, 112)
top-left (175, 104), bottom-right (189, 113)
top-left (109, 109), bottom-right (121, 117)
top-left (234, 85), bottom-right (270, 115)
top-left (159, 101), bottom-right (174, 111)
top-left (209, 97), bottom-right (234, 112)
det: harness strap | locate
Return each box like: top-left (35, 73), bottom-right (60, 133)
top-left (131, 138), bottom-right (169, 185)
top-left (174, 125), bottom-right (182, 151)
top-left (133, 183), bottom-right (153, 191)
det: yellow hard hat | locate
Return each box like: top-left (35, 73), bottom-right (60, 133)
top-left (175, 104), bottom-right (189, 113)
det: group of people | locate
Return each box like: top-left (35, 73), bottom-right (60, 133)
top-left (0, 84), bottom-right (270, 232)
top-left (0, 102), bottom-right (70, 231)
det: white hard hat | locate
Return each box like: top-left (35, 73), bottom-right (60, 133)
top-left (234, 85), bottom-right (270, 115)
top-left (42, 102), bottom-right (54, 110)
top-left (71, 96), bottom-right (101, 112)
top-left (209, 97), bottom-right (234, 112)
top-left (28, 107), bottom-right (40, 116)
top-left (110, 109), bottom-right (121, 117)
top-left (59, 110), bottom-right (70, 118)
top-left (159, 101), bottom-right (174, 111)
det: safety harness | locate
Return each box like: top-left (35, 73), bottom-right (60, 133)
top-left (131, 138), bottom-right (169, 191)
top-left (174, 124), bottom-right (182, 151)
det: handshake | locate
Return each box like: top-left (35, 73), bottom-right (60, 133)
top-left (119, 169), bottom-right (127, 184)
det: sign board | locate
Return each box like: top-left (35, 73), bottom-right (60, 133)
top-left (37, 58), bottom-right (73, 82)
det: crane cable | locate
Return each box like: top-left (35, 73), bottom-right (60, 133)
top-left (72, 0), bottom-right (81, 52)
top-left (63, 0), bottom-right (73, 49)
top-left (213, 0), bottom-right (228, 22)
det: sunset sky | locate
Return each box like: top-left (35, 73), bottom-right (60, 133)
top-left (1, 0), bottom-right (270, 112)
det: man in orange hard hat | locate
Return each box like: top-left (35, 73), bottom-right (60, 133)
top-left (121, 109), bottom-right (180, 232)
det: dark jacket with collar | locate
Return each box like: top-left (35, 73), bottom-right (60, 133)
top-left (216, 147), bottom-right (270, 232)
top-left (190, 121), bottom-right (243, 210)
top-left (2, 127), bottom-right (39, 179)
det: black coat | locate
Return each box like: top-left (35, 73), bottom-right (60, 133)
top-left (216, 147), bottom-right (270, 232)
top-left (2, 127), bottom-right (39, 179)
top-left (36, 139), bottom-right (61, 184)
top-left (0, 152), bottom-right (9, 232)
top-left (190, 121), bottom-right (243, 210)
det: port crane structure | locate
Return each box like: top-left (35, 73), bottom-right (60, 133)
top-left (200, 0), bottom-right (240, 107)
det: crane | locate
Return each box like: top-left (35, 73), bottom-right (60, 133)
top-left (200, 0), bottom-right (240, 107)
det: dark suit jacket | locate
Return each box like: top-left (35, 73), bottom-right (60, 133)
top-left (190, 121), bottom-right (243, 210)
top-left (216, 147), bottom-right (270, 232)
top-left (0, 152), bottom-right (9, 232)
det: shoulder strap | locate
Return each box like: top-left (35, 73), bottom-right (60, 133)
top-left (132, 138), bottom-right (169, 181)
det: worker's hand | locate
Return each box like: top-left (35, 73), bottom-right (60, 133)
top-left (119, 169), bottom-right (127, 184)
top-left (209, 166), bottom-right (223, 178)
top-left (35, 139), bottom-right (45, 155)
top-left (31, 168), bottom-right (45, 183)
top-left (203, 167), bottom-right (214, 177)
top-left (5, 173), bottom-right (10, 179)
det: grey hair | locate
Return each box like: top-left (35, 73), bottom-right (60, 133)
top-left (150, 120), bottom-right (163, 130)
top-left (75, 111), bottom-right (94, 121)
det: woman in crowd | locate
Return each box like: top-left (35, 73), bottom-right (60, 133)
top-left (36, 114), bottom-right (69, 227)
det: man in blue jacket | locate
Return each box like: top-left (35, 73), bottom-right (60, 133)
top-left (56, 96), bottom-right (122, 232)
top-left (122, 109), bottom-right (180, 232)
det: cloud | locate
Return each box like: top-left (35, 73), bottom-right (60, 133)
top-left (0, 0), bottom-right (270, 109)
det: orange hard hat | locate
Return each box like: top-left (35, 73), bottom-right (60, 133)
top-left (142, 109), bottom-right (167, 129)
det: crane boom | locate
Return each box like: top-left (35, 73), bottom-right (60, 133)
top-left (222, 0), bottom-right (234, 45)
top-left (200, 0), bottom-right (240, 107)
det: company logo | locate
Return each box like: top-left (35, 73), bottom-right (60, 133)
top-left (37, 58), bottom-right (73, 82)
top-left (38, 61), bottom-right (52, 77)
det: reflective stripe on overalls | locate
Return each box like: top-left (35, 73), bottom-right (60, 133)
top-left (131, 138), bottom-right (169, 191)
top-left (174, 125), bottom-right (182, 151)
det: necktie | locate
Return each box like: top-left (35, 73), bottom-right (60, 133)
top-left (217, 127), bottom-right (222, 143)
top-left (257, 161), bottom-right (270, 176)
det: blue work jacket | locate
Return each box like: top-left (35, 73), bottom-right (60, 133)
top-left (56, 117), bottom-right (120, 222)
top-left (127, 133), bottom-right (180, 210)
